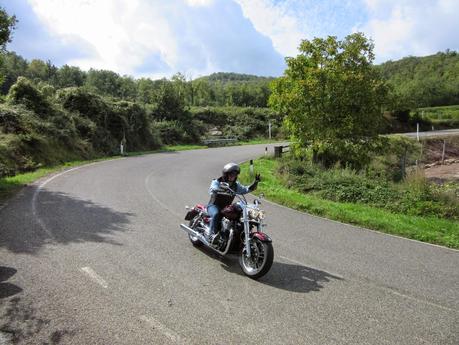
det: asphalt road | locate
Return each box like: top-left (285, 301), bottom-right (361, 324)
top-left (0, 144), bottom-right (458, 344)
top-left (402, 128), bottom-right (459, 139)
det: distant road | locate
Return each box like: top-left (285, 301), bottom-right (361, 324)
top-left (401, 128), bottom-right (459, 139)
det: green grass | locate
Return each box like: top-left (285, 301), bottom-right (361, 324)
top-left (416, 104), bottom-right (459, 120)
top-left (239, 157), bottom-right (459, 249)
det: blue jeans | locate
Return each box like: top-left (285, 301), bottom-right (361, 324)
top-left (207, 204), bottom-right (221, 236)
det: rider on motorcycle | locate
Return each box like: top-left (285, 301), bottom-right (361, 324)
top-left (206, 162), bottom-right (261, 243)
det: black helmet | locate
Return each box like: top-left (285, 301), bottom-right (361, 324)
top-left (222, 162), bottom-right (240, 176)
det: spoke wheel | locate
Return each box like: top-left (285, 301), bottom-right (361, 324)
top-left (239, 237), bottom-right (273, 279)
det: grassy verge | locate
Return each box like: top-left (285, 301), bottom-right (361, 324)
top-left (239, 157), bottom-right (459, 249)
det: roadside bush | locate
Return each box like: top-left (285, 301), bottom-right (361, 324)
top-left (367, 135), bottom-right (421, 181)
top-left (278, 155), bottom-right (459, 220)
top-left (190, 106), bottom-right (283, 140)
top-left (6, 77), bottom-right (54, 118)
top-left (153, 120), bottom-right (187, 145)
top-left (58, 88), bottom-right (161, 153)
top-left (0, 102), bottom-right (92, 177)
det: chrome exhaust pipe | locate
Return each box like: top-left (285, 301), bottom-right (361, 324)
top-left (180, 223), bottom-right (208, 244)
top-left (180, 223), bottom-right (234, 255)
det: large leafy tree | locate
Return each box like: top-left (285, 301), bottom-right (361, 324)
top-left (270, 33), bottom-right (388, 168)
top-left (0, 7), bottom-right (17, 86)
top-left (0, 6), bottom-right (16, 50)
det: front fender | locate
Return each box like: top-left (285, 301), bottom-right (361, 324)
top-left (251, 232), bottom-right (272, 242)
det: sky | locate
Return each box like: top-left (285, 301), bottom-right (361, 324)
top-left (1, 0), bottom-right (458, 79)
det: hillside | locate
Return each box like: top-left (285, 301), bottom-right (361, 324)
top-left (197, 72), bottom-right (274, 83)
top-left (377, 50), bottom-right (459, 107)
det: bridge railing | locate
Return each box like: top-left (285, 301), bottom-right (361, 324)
top-left (202, 137), bottom-right (238, 146)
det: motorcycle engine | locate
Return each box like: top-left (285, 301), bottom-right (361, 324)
top-left (221, 218), bottom-right (231, 232)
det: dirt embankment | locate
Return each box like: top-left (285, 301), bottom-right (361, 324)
top-left (422, 138), bottom-right (459, 182)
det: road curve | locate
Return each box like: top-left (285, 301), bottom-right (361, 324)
top-left (0, 144), bottom-right (458, 345)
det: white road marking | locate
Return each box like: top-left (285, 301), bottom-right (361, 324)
top-left (31, 165), bottom-right (93, 239)
top-left (81, 267), bottom-right (108, 288)
top-left (140, 315), bottom-right (188, 344)
top-left (366, 280), bottom-right (456, 313)
top-left (145, 173), bottom-right (182, 218)
top-left (31, 159), bottom-right (124, 240)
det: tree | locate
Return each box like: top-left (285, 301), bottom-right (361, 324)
top-left (26, 59), bottom-right (56, 82)
top-left (0, 6), bottom-right (16, 50)
top-left (54, 64), bottom-right (86, 88)
top-left (0, 51), bottom-right (28, 94)
top-left (0, 7), bottom-right (17, 87)
top-left (85, 69), bottom-right (123, 98)
top-left (152, 80), bottom-right (188, 121)
top-left (270, 33), bottom-right (389, 168)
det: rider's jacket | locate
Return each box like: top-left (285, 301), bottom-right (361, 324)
top-left (208, 176), bottom-right (258, 209)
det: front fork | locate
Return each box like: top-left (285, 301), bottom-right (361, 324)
top-left (242, 207), bottom-right (252, 258)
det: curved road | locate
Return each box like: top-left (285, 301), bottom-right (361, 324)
top-left (0, 144), bottom-right (458, 344)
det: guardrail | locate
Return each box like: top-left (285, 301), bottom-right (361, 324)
top-left (202, 137), bottom-right (238, 146)
top-left (274, 145), bottom-right (290, 157)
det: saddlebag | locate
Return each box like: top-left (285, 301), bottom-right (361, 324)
top-left (184, 208), bottom-right (199, 221)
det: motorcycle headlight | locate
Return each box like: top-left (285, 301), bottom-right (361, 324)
top-left (249, 208), bottom-right (265, 220)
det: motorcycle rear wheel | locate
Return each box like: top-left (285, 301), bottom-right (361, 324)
top-left (239, 237), bottom-right (274, 279)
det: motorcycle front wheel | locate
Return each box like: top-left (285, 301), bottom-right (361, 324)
top-left (239, 237), bottom-right (274, 279)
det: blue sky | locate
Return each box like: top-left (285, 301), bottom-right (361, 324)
top-left (1, 0), bottom-right (458, 79)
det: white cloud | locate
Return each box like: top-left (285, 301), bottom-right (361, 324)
top-left (25, 0), bottom-right (456, 77)
top-left (235, 0), bottom-right (304, 57)
top-left (27, 0), bottom-right (178, 75)
top-left (234, 0), bottom-right (367, 58)
top-left (185, 0), bottom-right (214, 6)
top-left (358, 0), bottom-right (459, 62)
top-left (26, 0), bottom-right (284, 77)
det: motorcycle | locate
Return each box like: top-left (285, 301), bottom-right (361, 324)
top-left (180, 182), bottom-right (274, 279)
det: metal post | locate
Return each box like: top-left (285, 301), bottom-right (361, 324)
top-left (268, 121), bottom-right (272, 140)
top-left (416, 123), bottom-right (419, 141)
top-left (442, 140), bottom-right (446, 164)
top-left (265, 147), bottom-right (268, 156)
top-left (120, 142), bottom-right (124, 155)
top-left (401, 147), bottom-right (407, 180)
top-left (249, 159), bottom-right (254, 177)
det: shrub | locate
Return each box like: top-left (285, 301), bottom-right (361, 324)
top-left (6, 77), bottom-right (54, 118)
top-left (278, 155), bottom-right (459, 220)
top-left (190, 106), bottom-right (283, 140)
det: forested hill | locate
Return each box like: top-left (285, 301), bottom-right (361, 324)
top-left (377, 50), bottom-right (459, 107)
top-left (198, 72), bottom-right (274, 83)
top-left (1, 50), bottom-right (458, 109)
